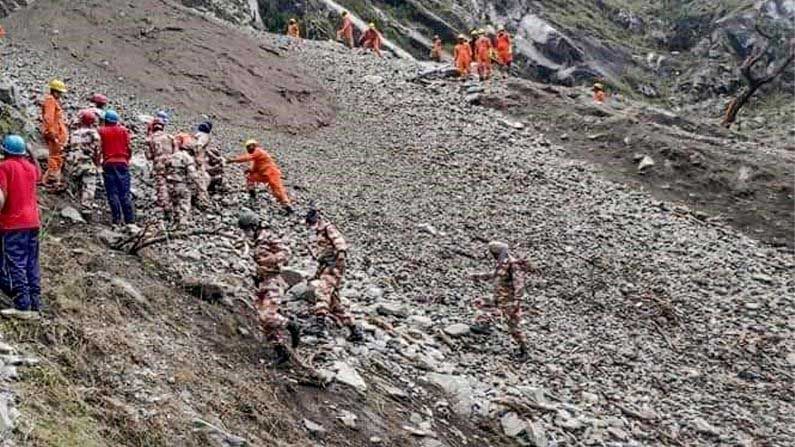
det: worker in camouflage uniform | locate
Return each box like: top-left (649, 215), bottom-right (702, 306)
top-left (305, 207), bottom-right (363, 342)
top-left (165, 142), bottom-right (200, 228)
top-left (206, 145), bottom-right (225, 195)
top-left (238, 210), bottom-right (300, 366)
top-left (189, 121), bottom-right (212, 208)
top-left (145, 118), bottom-right (175, 222)
top-left (65, 110), bottom-right (101, 220)
top-left (469, 241), bottom-right (531, 361)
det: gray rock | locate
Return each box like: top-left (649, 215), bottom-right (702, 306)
top-left (0, 342), bottom-right (14, 354)
top-left (303, 418), bottom-right (327, 436)
top-left (786, 352), bottom-right (795, 366)
top-left (0, 78), bottom-right (17, 106)
top-left (338, 410), bottom-right (358, 429)
top-left (407, 315), bottom-right (433, 330)
top-left (376, 302), bottom-right (407, 318)
top-left (288, 281), bottom-right (314, 301)
top-left (692, 417), bottom-right (720, 436)
top-left (443, 323), bottom-right (470, 338)
top-left (97, 229), bottom-right (123, 246)
top-left (332, 361), bottom-right (367, 392)
top-left (192, 418), bottom-right (248, 446)
top-left (637, 155), bottom-right (655, 172)
top-left (365, 286), bottom-right (385, 299)
top-left (111, 278), bottom-right (146, 304)
top-left (362, 75), bottom-right (384, 84)
top-left (501, 411), bottom-right (528, 437)
top-left (0, 394), bottom-right (15, 432)
top-left (426, 373), bottom-right (475, 417)
top-left (280, 268), bottom-right (308, 287)
top-left (60, 206), bottom-right (86, 223)
top-left (527, 421), bottom-right (548, 447)
top-left (751, 273), bottom-right (774, 284)
top-left (0, 309), bottom-right (40, 320)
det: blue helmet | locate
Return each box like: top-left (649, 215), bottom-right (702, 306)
top-left (2, 135), bottom-right (26, 155)
top-left (156, 110), bottom-right (170, 123)
top-left (197, 121), bottom-right (212, 133)
top-left (104, 109), bottom-right (119, 124)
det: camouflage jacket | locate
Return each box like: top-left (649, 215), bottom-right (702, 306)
top-left (66, 128), bottom-right (100, 171)
top-left (146, 130), bottom-right (175, 170)
top-left (254, 228), bottom-right (291, 277)
top-left (473, 253), bottom-right (526, 300)
top-left (206, 146), bottom-right (224, 176)
top-left (310, 219), bottom-right (348, 265)
top-left (166, 150), bottom-right (199, 185)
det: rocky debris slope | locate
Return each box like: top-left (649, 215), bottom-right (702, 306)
top-left (1, 2), bottom-right (794, 446)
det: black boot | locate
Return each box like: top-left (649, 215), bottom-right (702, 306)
top-left (304, 315), bottom-right (328, 339)
top-left (248, 190), bottom-right (257, 204)
top-left (514, 344), bottom-right (528, 363)
top-left (287, 319), bottom-right (301, 349)
top-left (347, 323), bottom-right (364, 343)
top-left (470, 323), bottom-right (493, 335)
top-left (273, 344), bottom-right (291, 366)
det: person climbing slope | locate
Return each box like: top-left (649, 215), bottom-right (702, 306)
top-left (286, 18), bottom-right (300, 39)
top-left (98, 110), bottom-right (135, 226)
top-left (359, 23), bottom-right (383, 58)
top-left (66, 110), bottom-right (102, 220)
top-left (453, 34), bottom-right (473, 78)
top-left (145, 118), bottom-right (175, 222)
top-left (430, 35), bottom-right (443, 62)
top-left (337, 11), bottom-right (354, 49)
top-left (496, 27), bottom-right (513, 68)
top-left (40, 79), bottom-right (68, 190)
top-left (475, 29), bottom-right (494, 81)
top-left (227, 139), bottom-right (292, 213)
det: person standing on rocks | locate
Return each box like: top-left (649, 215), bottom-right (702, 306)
top-left (165, 140), bottom-right (200, 228)
top-left (188, 121), bottom-right (212, 209)
top-left (40, 79), bottom-right (69, 190)
top-left (144, 118), bottom-right (175, 222)
top-left (359, 23), bottom-right (383, 58)
top-left (205, 144), bottom-right (226, 195)
top-left (453, 34), bottom-right (473, 78)
top-left (286, 18), bottom-right (300, 39)
top-left (147, 111), bottom-right (170, 138)
top-left (227, 139), bottom-right (293, 214)
top-left (238, 210), bottom-right (301, 366)
top-left (0, 135), bottom-right (42, 312)
top-left (496, 27), bottom-right (513, 68)
top-left (337, 11), bottom-right (355, 49)
top-left (593, 82), bottom-right (606, 103)
top-left (305, 206), bottom-right (363, 342)
top-left (65, 110), bottom-right (102, 221)
top-left (475, 30), bottom-right (494, 81)
top-left (98, 110), bottom-right (135, 226)
top-left (430, 35), bottom-right (443, 62)
top-left (469, 241), bottom-right (531, 361)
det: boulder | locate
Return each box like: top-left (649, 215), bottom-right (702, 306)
top-left (501, 411), bottom-right (528, 437)
top-left (332, 361), bottom-right (367, 392)
top-left (443, 323), bottom-right (470, 338)
top-left (60, 206), bottom-right (86, 223)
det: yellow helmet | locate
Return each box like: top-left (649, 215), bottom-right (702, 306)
top-left (244, 139), bottom-right (258, 148)
top-left (470, 29), bottom-right (478, 36)
top-left (49, 79), bottom-right (67, 93)
top-left (289, 18), bottom-right (296, 23)
top-left (593, 82), bottom-right (604, 91)
top-left (369, 22), bottom-right (376, 29)
top-left (457, 34), bottom-right (466, 40)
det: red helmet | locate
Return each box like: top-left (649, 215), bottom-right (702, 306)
top-left (78, 109), bottom-right (96, 126)
top-left (90, 93), bottom-right (108, 106)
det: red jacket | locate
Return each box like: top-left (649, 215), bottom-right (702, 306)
top-left (0, 156), bottom-right (41, 231)
top-left (99, 124), bottom-right (132, 165)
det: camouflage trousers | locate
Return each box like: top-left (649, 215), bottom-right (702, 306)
top-left (312, 261), bottom-right (353, 326)
top-left (255, 273), bottom-right (289, 346)
top-left (168, 181), bottom-right (191, 227)
top-left (153, 168), bottom-right (170, 215)
top-left (65, 165), bottom-right (97, 211)
top-left (473, 292), bottom-right (526, 346)
top-left (192, 169), bottom-right (211, 209)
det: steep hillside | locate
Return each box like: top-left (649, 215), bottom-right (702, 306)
top-left (0, 1), bottom-right (794, 447)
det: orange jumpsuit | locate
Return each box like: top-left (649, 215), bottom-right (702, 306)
top-left (360, 29), bottom-right (382, 57)
top-left (496, 32), bottom-right (513, 66)
top-left (287, 23), bottom-right (300, 38)
top-left (430, 38), bottom-right (443, 61)
top-left (230, 147), bottom-right (290, 205)
top-left (453, 42), bottom-right (472, 77)
top-left (41, 94), bottom-right (68, 187)
top-left (475, 36), bottom-right (493, 80)
top-left (337, 16), bottom-right (354, 48)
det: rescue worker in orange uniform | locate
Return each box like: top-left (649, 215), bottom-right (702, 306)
top-left (453, 34), bottom-right (473, 78)
top-left (227, 140), bottom-right (292, 213)
top-left (430, 35), bottom-right (443, 62)
top-left (286, 18), bottom-right (300, 39)
top-left (337, 11), bottom-right (354, 49)
top-left (475, 30), bottom-right (494, 81)
top-left (40, 79), bottom-right (69, 190)
top-left (593, 82), bottom-right (606, 103)
top-left (359, 23), bottom-right (383, 58)
top-left (496, 27), bottom-right (513, 68)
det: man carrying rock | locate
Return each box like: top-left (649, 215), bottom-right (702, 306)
top-left (65, 110), bottom-right (102, 220)
top-left (469, 241), bottom-right (531, 361)
top-left (238, 210), bottom-right (300, 366)
top-left (305, 206), bottom-right (363, 342)
top-left (0, 135), bottom-right (42, 312)
top-left (144, 118), bottom-right (174, 222)
top-left (165, 139), bottom-right (200, 228)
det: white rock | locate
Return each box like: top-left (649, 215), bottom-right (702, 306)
top-left (637, 155), bottom-right (655, 172)
top-left (338, 410), bottom-right (358, 429)
top-left (60, 206), bottom-right (86, 223)
top-left (443, 323), bottom-right (470, 338)
top-left (332, 361), bottom-right (367, 392)
top-left (501, 411), bottom-right (528, 437)
top-left (303, 418), bottom-right (326, 436)
top-left (111, 278), bottom-right (146, 304)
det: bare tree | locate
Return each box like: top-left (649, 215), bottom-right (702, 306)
top-left (722, 19), bottom-right (795, 128)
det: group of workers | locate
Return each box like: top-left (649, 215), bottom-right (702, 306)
top-left (0, 14), bottom-right (544, 366)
